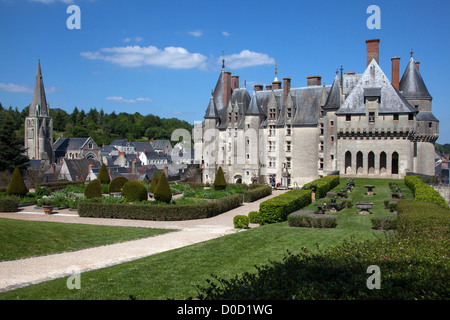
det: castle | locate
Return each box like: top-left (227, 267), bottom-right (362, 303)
top-left (201, 39), bottom-right (439, 186)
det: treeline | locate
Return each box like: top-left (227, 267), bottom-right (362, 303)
top-left (0, 103), bottom-right (193, 147)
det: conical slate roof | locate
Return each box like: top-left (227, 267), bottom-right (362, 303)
top-left (323, 73), bottom-right (341, 110)
top-left (204, 93), bottom-right (219, 118)
top-left (29, 60), bottom-right (49, 117)
top-left (399, 57), bottom-right (431, 100)
top-left (245, 91), bottom-right (262, 115)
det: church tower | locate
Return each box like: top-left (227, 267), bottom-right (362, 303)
top-left (24, 60), bottom-right (54, 165)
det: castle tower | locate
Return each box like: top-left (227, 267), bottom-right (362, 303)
top-left (24, 60), bottom-right (54, 164)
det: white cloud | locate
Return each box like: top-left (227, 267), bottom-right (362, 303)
top-left (123, 36), bottom-right (143, 43)
top-left (106, 96), bottom-right (152, 103)
top-left (222, 31), bottom-right (230, 37)
top-left (0, 83), bottom-right (57, 94)
top-left (81, 45), bottom-right (208, 70)
top-left (188, 30), bottom-right (203, 37)
top-left (221, 50), bottom-right (275, 69)
top-left (29, 0), bottom-right (74, 4)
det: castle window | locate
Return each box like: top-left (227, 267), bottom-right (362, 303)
top-left (286, 126), bottom-right (291, 136)
top-left (269, 125), bottom-right (276, 136)
top-left (286, 141), bottom-right (291, 152)
top-left (287, 108), bottom-right (292, 118)
top-left (409, 114), bottom-right (414, 121)
top-left (346, 115), bottom-right (351, 121)
top-left (429, 122), bottom-right (433, 128)
top-left (269, 108), bottom-right (276, 119)
top-left (393, 114), bottom-right (399, 121)
top-left (286, 157), bottom-right (291, 168)
top-left (228, 113), bottom-right (232, 122)
top-left (234, 112), bottom-right (238, 121)
top-left (330, 120), bottom-right (334, 126)
top-left (369, 112), bottom-right (375, 123)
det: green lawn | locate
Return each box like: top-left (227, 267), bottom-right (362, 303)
top-left (0, 219), bottom-right (174, 262)
top-left (0, 178), bottom-right (410, 300)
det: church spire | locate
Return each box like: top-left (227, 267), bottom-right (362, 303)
top-left (30, 60), bottom-right (49, 117)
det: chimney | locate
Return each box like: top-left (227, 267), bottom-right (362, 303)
top-left (283, 77), bottom-right (291, 102)
top-left (51, 163), bottom-right (56, 174)
top-left (415, 60), bottom-right (420, 71)
top-left (232, 75), bottom-right (239, 91)
top-left (391, 56), bottom-right (400, 91)
top-left (224, 71), bottom-right (232, 107)
top-left (307, 75), bottom-right (321, 87)
top-left (272, 80), bottom-right (282, 90)
top-left (118, 151), bottom-right (125, 157)
top-left (265, 84), bottom-right (272, 91)
top-left (366, 39), bottom-right (380, 66)
top-left (254, 84), bottom-right (264, 92)
top-left (164, 165), bottom-right (168, 177)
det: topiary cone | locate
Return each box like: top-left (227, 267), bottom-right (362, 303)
top-left (98, 163), bottom-right (111, 184)
top-left (7, 168), bottom-right (28, 196)
top-left (214, 166), bottom-right (227, 190)
top-left (154, 172), bottom-right (172, 204)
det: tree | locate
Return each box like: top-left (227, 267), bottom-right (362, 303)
top-left (97, 163), bottom-right (110, 184)
top-left (84, 179), bottom-right (102, 199)
top-left (214, 166), bottom-right (227, 190)
top-left (154, 172), bottom-right (172, 204)
top-left (0, 112), bottom-right (29, 172)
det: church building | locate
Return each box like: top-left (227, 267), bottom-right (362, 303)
top-left (24, 60), bottom-right (54, 165)
top-left (200, 39), bottom-right (439, 186)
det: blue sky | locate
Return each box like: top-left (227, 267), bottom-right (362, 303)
top-left (1, 0), bottom-right (449, 142)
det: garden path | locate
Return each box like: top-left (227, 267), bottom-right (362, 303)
top-left (0, 189), bottom-right (287, 293)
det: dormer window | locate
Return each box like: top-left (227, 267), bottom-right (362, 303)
top-left (369, 112), bottom-right (375, 123)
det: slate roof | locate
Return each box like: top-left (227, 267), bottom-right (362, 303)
top-left (204, 94), bottom-right (219, 118)
top-left (53, 138), bottom-right (91, 158)
top-left (63, 158), bottom-right (100, 180)
top-left (336, 60), bottom-right (416, 115)
top-left (416, 111), bottom-right (439, 122)
top-left (246, 91), bottom-right (263, 115)
top-left (399, 57), bottom-right (432, 100)
top-left (323, 74), bottom-right (341, 110)
top-left (151, 140), bottom-right (171, 151)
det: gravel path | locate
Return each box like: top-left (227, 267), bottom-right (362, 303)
top-left (0, 189), bottom-right (286, 293)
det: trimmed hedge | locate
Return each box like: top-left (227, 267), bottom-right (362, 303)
top-left (371, 216), bottom-right (397, 230)
top-left (288, 210), bottom-right (337, 228)
top-left (259, 189), bottom-right (312, 225)
top-left (243, 185), bottom-right (272, 202)
top-left (78, 194), bottom-right (243, 221)
top-left (248, 211), bottom-right (260, 224)
top-left (302, 175), bottom-right (340, 199)
top-left (0, 197), bottom-right (19, 212)
top-left (233, 215), bottom-right (250, 229)
top-left (404, 176), bottom-right (448, 208)
top-left (37, 180), bottom-right (86, 192)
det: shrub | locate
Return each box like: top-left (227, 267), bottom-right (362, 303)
top-left (248, 211), bottom-right (260, 224)
top-left (98, 163), bottom-right (111, 184)
top-left (154, 172), bottom-right (172, 204)
top-left (233, 215), bottom-right (250, 229)
top-left (259, 189), bottom-right (312, 225)
top-left (6, 168), bottom-right (27, 197)
top-left (121, 180), bottom-right (148, 202)
top-left (84, 179), bottom-right (102, 199)
top-left (108, 176), bottom-right (128, 194)
top-left (214, 166), bottom-right (227, 190)
top-left (302, 175), bottom-right (340, 198)
top-left (35, 186), bottom-right (51, 198)
top-left (37, 180), bottom-right (86, 192)
top-left (288, 211), bottom-right (337, 228)
top-left (243, 185), bottom-right (272, 202)
top-left (371, 216), bottom-right (396, 230)
top-left (78, 194), bottom-right (243, 221)
top-left (149, 170), bottom-right (162, 193)
top-left (404, 176), bottom-right (448, 208)
top-left (0, 197), bottom-right (19, 212)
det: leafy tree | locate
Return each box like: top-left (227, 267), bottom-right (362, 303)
top-left (0, 112), bottom-right (29, 172)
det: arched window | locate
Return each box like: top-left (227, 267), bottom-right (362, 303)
top-left (380, 152), bottom-right (387, 174)
top-left (392, 152), bottom-right (399, 175)
top-left (368, 152), bottom-right (375, 174)
top-left (345, 151), bottom-right (352, 174)
top-left (356, 151), bottom-right (363, 174)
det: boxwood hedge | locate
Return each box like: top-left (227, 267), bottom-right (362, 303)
top-left (259, 189), bottom-right (312, 225)
top-left (302, 175), bottom-right (340, 199)
top-left (78, 193), bottom-right (243, 221)
top-left (404, 176), bottom-right (448, 208)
